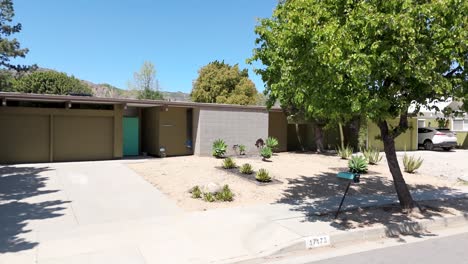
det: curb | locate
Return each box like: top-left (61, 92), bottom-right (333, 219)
top-left (229, 214), bottom-right (468, 264)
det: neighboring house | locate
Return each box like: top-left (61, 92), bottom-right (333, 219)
top-left (367, 99), bottom-right (468, 151)
top-left (0, 92), bottom-right (288, 164)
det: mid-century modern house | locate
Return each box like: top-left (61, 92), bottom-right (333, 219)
top-left (0, 92), bottom-right (287, 164)
top-left (1, 92), bottom-right (466, 164)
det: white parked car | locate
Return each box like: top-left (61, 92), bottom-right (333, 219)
top-left (418, 127), bottom-right (457, 151)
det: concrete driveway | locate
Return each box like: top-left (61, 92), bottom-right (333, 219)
top-left (0, 160), bottom-right (181, 263)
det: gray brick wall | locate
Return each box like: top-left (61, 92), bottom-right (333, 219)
top-left (193, 107), bottom-right (268, 156)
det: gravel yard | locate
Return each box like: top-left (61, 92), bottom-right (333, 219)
top-left (396, 149), bottom-right (468, 181)
top-left (127, 151), bottom-right (465, 211)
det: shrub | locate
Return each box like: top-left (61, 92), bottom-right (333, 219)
top-left (362, 147), bottom-right (382, 165)
top-left (255, 138), bottom-right (265, 148)
top-left (222, 157), bottom-right (237, 169)
top-left (238, 144), bottom-right (246, 155)
top-left (215, 185), bottom-right (234, 202)
top-left (212, 139), bottom-right (227, 158)
top-left (260, 146), bottom-right (273, 160)
top-left (256, 168), bottom-right (271, 182)
top-left (265, 137), bottom-right (279, 150)
top-left (203, 192), bottom-right (215, 202)
top-left (403, 154), bottom-right (423, 173)
top-left (348, 155), bottom-right (368, 174)
top-left (239, 163), bottom-right (254, 174)
top-left (337, 145), bottom-right (353, 159)
top-left (190, 185), bottom-right (202, 199)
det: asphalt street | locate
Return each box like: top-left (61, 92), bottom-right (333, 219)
top-left (308, 232), bottom-right (468, 264)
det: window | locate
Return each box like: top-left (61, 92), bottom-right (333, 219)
top-left (417, 120), bottom-right (425, 128)
top-left (453, 119), bottom-right (468, 131)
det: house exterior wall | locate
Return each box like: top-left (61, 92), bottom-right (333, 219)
top-left (159, 107), bottom-right (192, 156)
top-left (141, 107), bottom-right (160, 156)
top-left (193, 108), bottom-right (269, 156)
top-left (367, 118), bottom-right (418, 151)
top-left (0, 106), bottom-right (122, 164)
top-left (268, 112), bottom-right (288, 152)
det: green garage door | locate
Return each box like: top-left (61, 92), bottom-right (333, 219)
top-left (123, 117), bottom-right (139, 156)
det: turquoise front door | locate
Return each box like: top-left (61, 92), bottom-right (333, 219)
top-left (123, 117), bottom-right (139, 156)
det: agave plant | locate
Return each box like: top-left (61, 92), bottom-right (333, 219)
top-left (256, 168), bottom-right (271, 182)
top-left (337, 145), bottom-right (353, 159)
top-left (265, 137), bottom-right (279, 150)
top-left (361, 147), bottom-right (382, 165)
top-left (348, 155), bottom-right (368, 174)
top-left (212, 139), bottom-right (227, 158)
top-left (403, 153), bottom-right (423, 173)
top-left (260, 146), bottom-right (273, 161)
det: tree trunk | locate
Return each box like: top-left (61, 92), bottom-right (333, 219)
top-left (315, 125), bottom-right (324, 153)
top-left (295, 124), bottom-right (305, 152)
top-left (338, 122), bottom-right (345, 150)
top-left (378, 121), bottom-right (416, 211)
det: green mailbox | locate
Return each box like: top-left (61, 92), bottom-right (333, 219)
top-left (336, 172), bottom-right (360, 183)
top-left (335, 172), bottom-right (361, 219)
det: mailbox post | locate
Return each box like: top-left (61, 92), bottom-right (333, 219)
top-left (335, 172), bottom-right (360, 219)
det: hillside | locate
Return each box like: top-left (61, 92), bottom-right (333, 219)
top-left (83, 80), bottom-right (191, 102)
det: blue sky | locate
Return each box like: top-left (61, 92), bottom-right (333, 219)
top-left (12, 0), bottom-right (277, 93)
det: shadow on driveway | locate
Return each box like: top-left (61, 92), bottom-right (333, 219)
top-left (0, 166), bottom-right (69, 253)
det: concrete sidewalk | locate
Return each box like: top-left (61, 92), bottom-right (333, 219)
top-left (2, 184), bottom-right (468, 264)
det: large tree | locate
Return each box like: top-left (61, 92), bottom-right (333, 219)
top-left (0, 0), bottom-right (31, 71)
top-left (251, 0), bottom-right (468, 210)
top-left (129, 61), bottom-right (163, 100)
top-left (191, 61), bottom-right (258, 105)
top-left (13, 70), bottom-right (92, 95)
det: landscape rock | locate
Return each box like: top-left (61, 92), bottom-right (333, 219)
top-left (202, 182), bottom-right (222, 194)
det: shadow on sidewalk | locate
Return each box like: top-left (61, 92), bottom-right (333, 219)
top-left (0, 166), bottom-right (69, 253)
top-left (275, 172), bottom-right (468, 237)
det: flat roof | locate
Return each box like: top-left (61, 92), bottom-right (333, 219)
top-left (0, 92), bottom-right (283, 112)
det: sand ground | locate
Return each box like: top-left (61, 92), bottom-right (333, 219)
top-left (127, 152), bottom-right (464, 211)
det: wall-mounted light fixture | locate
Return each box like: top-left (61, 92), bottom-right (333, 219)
top-left (123, 104), bottom-right (128, 110)
top-left (66, 101), bottom-right (72, 109)
top-left (1, 98), bottom-right (6, 106)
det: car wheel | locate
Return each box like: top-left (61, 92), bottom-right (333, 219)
top-left (442, 147), bottom-right (452, 151)
top-left (423, 140), bottom-right (433, 150)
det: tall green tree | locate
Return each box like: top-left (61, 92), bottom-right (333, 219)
top-left (129, 61), bottom-right (163, 100)
top-left (191, 61), bottom-right (258, 105)
top-left (251, 0), bottom-right (468, 210)
top-left (13, 71), bottom-right (92, 95)
top-left (0, 0), bottom-right (31, 71)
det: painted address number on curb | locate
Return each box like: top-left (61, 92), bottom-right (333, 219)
top-left (305, 235), bottom-right (331, 249)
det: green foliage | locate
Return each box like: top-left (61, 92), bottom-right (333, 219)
top-left (13, 71), bottom-right (92, 95)
top-left (130, 61), bottom-right (164, 100)
top-left (265, 137), bottom-right (279, 150)
top-left (191, 60), bottom-right (258, 105)
top-left (238, 144), bottom-right (246, 155)
top-left (222, 157), bottom-right (237, 169)
top-left (239, 163), bottom-right (254, 174)
top-left (250, 0), bottom-right (468, 207)
top-left (337, 145), bottom-right (353, 160)
top-left (362, 147), bottom-right (382, 165)
top-left (348, 155), bottom-right (368, 174)
top-left (0, 70), bottom-right (15, 92)
top-left (403, 154), bottom-right (423, 173)
top-left (212, 139), bottom-right (227, 158)
top-left (203, 192), bottom-right (215, 202)
top-left (256, 168), bottom-right (271, 182)
top-left (215, 185), bottom-right (234, 202)
top-left (0, 0), bottom-right (32, 71)
top-left (190, 185), bottom-right (202, 199)
top-left (259, 146), bottom-right (273, 160)
top-left (251, 0), bottom-right (468, 124)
